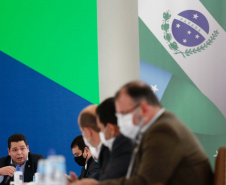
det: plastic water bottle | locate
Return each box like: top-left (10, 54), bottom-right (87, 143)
top-left (46, 156), bottom-right (66, 185)
top-left (45, 149), bottom-right (66, 185)
top-left (33, 171), bottom-right (40, 184)
top-left (37, 159), bottom-right (46, 185)
top-left (14, 165), bottom-right (23, 185)
top-left (34, 172), bottom-right (40, 184)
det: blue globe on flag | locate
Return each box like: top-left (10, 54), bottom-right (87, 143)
top-left (171, 10), bottom-right (209, 47)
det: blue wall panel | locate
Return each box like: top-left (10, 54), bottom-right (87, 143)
top-left (0, 51), bottom-right (91, 175)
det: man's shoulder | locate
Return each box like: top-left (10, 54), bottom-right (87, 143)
top-left (0, 156), bottom-right (9, 161)
top-left (87, 157), bottom-right (100, 170)
top-left (113, 134), bottom-right (133, 151)
top-left (28, 152), bottom-right (45, 161)
top-left (0, 156), bottom-right (10, 166)
top-left (155, 111), bottom-right (178, 124)
top-left (147, 111), bottom-right (186, 133)
top-left (143, 111), bottom-right (197, 145)
top-left (115, 133), bottom-right (132, 143)
top-left (86, 157), bottom-right (100, 179)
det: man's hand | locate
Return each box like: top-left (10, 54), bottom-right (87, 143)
top-left (0, 166), bottom-right (16, 177)
top-left (66, 172), bottom-right (78, 185)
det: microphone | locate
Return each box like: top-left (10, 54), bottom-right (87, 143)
top-left (3, 161), bottom-right (17, 185)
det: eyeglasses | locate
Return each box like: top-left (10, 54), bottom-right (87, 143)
top-left (116, 103), bottom-right (140, 116)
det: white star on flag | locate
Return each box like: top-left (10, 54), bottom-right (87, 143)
top-left (183, 39), bottom-right (187, 43)
top-left (187, 31), bottom-right (191, 35)
top-left (195, 35), bottom-right (200, 39)
top-left (193, 13), bottom-right (199, 19)
top-left (151, 84), bottom-right (159, 93)
top-left (214, 151), bottom-right (218, 157)
top-left (176, 24), bottom-right (180, 28)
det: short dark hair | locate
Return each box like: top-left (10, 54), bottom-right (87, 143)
top-left (71, 135), bottom-right (86, 152)
top-left (8, 133), bottom-right (28, 149)
top-left (115, 81), bottom-right (161, 107)
top-left (80, 112), bottom-right (100, 132)
top-left (96, 97), bottom-right (117, 127)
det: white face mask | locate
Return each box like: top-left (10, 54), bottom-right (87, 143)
top-left (116, 112), bottom-right (141, 140)
top-left (99, 132), bottom-right (115, 151)
top-left (83, 136), bottom-right (101, 159)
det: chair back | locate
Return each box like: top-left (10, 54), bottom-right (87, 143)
top-left (214, 147), bottom-right (226, 185)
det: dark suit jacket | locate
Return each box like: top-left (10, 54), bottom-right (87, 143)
top-left (100, 111), bottom-right (213, 185)
top-left (0, 152), bottom-right (45, 185)
top-left (78, 157), bottom-right (100, 180)
top-left (98, 144), bottom-right (110, 177)
top-left (99, 134), bottom-right (133, 180)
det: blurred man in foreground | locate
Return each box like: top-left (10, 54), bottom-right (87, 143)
top-left (68, 81), bottom-right (213, 185)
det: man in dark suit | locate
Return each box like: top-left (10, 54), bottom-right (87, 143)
top-left (0, 133), bottom-right (44, 185)
top-left (71, 135), bottom-right (100, 179)
top-left (96, 97), bottom-right (133, 180)
top-left (78, 105), bottom-right (110, 171)
top-left (97, 145), bottom-right (110, 179)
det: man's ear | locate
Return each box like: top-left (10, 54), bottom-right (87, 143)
top-left (140, 102), bottom-right (149, 116)
top-left (84, 127), bottom-right (92, 137)
top-left (83, 146), bottom-right (90, 156)
top-left (8, 148), bottom-right (11, 156)
top-left (106, 123), bottom-right (115, 134)
top-left (106, 123), bottom-right (114, 131)
top-left (107, 123), bottom-right (119, 138)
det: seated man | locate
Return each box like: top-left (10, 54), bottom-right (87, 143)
top-left (96, 97), bottom-right (133, 180)
top-left (0, 133), bottom-right (45, 185)
top-left (78, 105), bottom-right (110, 176)
top-left (71, 135), bottom-right (100, 179)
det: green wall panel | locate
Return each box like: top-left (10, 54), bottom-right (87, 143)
top-left (0, 0), bottom-right (99, 104)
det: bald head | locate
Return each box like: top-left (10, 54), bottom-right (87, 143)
top-left (81, 105), bottom-right (97, 115)
top-left (115, 81), bottom-right (161, 107)
top-left (78, 105), bottom-right (100, 132)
